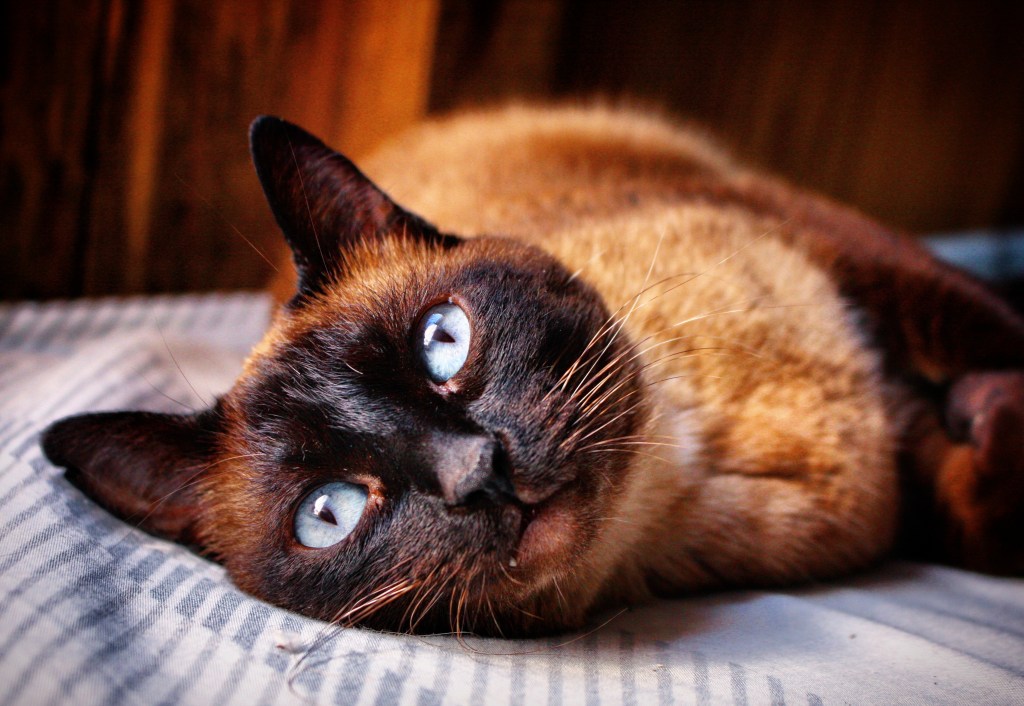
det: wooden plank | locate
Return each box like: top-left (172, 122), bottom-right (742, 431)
top-left (6, 0), bottom-right (1023, 299)
top-left (2, 0), bottom-right (439, 299)
top-left (430, 0), bottom-right (565, 112)
top-left (0, 0), bottom-right (107, 299)
top-left (81, 0), bottom-right (440, 297)
top-left (437, 0), bottom-right (1024, 233)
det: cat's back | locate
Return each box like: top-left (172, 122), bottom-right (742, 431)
top-left (362, 103), bottom-right (739, 238)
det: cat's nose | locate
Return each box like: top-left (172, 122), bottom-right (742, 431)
top-left (430, 434), bottom-right (514, 508)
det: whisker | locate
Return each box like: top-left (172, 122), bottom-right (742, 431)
top-left (484, 585), bottom-right (505, 639)
top-left (285, 130), bottom-right (329, 273)
top-left (565, 397), bottom-right (647, 448)
top-left (582, 432), bottom-right (680, 445)
top-left (553, 301), bottom-right (778, 433)
top-left (552, 575), bottom-right (568, 614)
top-left (592, 515), bottom-right (640, 526)
top-left (173, 172), bottom-right (279, 272)
top-left (582, 446), bottom-right (676, 464)
top-left (401, 568), bottom-right (437, 630)
top-left (547, 262), bottom-right (693, 405)
top-left (335, 579), bottom-right (417, 626)
top-left (456, 608), bottom-right (630, 658)
top-left (569, 352), bottom-right (740, 447)
top-left (669, 298), bottom-right (812, 330)
top-left (496, 560), bottom-right (527, 588)
top-left (403, 562), bottom-right (456, 632)
top-left (567, 302), bottom-right (800, 429)
top-left (568, 228), bottom-right (667, 400)
top-left (582, 439), bottom-right (688, 451)
top-left (547, 220), bottom-right (795, 406)
top-left (287, 576), bottom-right (421, 686)
top-left (411, 569), bottom-right (458, 633)
top-left (569, 340), bottom-right (735, 422)
top-left (156, 324), bottom-right (209, 407)
top-left (567, 247), bottom-right (607, 283)
top-left (616, 220), bottom-right (791, 321)
top-left (139, 372), bottom-right (197, 413)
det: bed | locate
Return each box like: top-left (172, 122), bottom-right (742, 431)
top-left (1, 290), bottom-right (1022, 705)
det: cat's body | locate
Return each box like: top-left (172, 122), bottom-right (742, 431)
top-left (353, 106), bottom-right (897, 607)
top-left (43, 105), bottom-right (1024, 636)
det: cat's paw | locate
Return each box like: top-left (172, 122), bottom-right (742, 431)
top-left (941, 372), bottom-right (1024, 573)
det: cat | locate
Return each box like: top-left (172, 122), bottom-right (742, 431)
top-left (41, 104), bottom-right (1024, 637)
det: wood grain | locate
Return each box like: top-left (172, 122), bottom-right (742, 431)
top-left (2, 0), bottom-right (439, 299)
top-left (434, 0), bottom-right (1024, 234)
top-left (1, 0), bottom-right (108, 299)
top-left (3, 0), bottom-right (1023, 300)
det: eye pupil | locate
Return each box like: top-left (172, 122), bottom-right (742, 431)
top-left (314, 503), bottom-right (338, 526)
top-left (312, 494), bottom-right (336, 524)
top-left (430, 328), bottom-right (456, 344)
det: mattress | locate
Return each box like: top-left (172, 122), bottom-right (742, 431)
top-left (1, 292), bottom-right (1022, 706)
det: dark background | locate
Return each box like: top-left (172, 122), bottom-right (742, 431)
top-left (3, 0), bottom-right (1023, 301)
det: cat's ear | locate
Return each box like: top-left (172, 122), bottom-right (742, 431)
top-left (249, 116), bottom-right (457, 297)
top-left (41, 408), bottom-right (221, 545)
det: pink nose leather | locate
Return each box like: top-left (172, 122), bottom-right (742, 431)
top-left (430, 434), bottom-right (505, 507)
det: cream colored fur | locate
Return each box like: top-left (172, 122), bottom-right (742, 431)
top-left (363, 105), bottom-right (898, 616)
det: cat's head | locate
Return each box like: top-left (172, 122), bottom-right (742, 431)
top-left (41, 118), bottom-right (649, 635)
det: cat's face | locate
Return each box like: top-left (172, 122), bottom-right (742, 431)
top-left (41, 118), bottom-right (647, 635)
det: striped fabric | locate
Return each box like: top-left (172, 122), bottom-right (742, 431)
top-left (1, 292), bottom-right (1022, 706)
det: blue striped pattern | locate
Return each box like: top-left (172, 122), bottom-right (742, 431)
top-left (1, 292), bottom-right (1023, 705)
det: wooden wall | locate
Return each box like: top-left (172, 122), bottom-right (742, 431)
top-left (1, 0), bottom-right (438, 300)
top-left (3, 0), bottom-right (1023, 300)
top-left (431, 0), bottom-right (1024, 233)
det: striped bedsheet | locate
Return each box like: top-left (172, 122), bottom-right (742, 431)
top-left (1, 292), bottom-right (1022, 706)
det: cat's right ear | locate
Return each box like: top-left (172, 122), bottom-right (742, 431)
top-left (249, 116), bottom-right (457, 298)
top-left (40, 408), bottom-right (221, 546)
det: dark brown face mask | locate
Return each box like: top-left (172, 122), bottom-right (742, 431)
top-left (41, 117), bottom-right (646, 636)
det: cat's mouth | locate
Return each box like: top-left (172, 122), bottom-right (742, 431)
top-left (510, 488), bottom-right (578, 573)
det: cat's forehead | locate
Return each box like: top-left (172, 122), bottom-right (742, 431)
top-left (263, 235), bottom-right (597, 343)
top-left (231, 232), bottom-right (614, 436)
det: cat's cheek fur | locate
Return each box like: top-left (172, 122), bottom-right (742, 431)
top-left (530, 209), bottom-right (900, 606)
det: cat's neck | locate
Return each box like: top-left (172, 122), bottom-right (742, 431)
top-left (578, 392), bottom-right (716, 608)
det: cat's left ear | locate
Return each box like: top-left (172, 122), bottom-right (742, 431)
top-left (40, 408), bottom-right (221, 546)
top-left (249, 116), bottom-right (457, 297)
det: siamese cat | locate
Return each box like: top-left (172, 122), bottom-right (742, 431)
top-left (42, 105), bottom-right (1024, 636)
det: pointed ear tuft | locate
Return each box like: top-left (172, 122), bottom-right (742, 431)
top-left (248, 116), bottom-right (457, 298)
top-left (41, 409), bottom-right (221, 545)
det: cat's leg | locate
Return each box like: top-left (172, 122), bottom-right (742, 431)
top-left (900, 373), bottom-right (1024, 573)
top-left (741, 179), bottom-right (1024, 572)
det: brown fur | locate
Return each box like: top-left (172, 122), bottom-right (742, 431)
top-left (359, 103), bottom-right (1024, 583)
top-left (42, 104), bottom-right (1024, 636)
top-left (355, 105), bottom-right (897, 609)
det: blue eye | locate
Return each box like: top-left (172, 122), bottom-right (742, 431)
top-left (416, 302), bottom-right (471, 383)
top-left (294, 482), bottom-right (367, 548)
